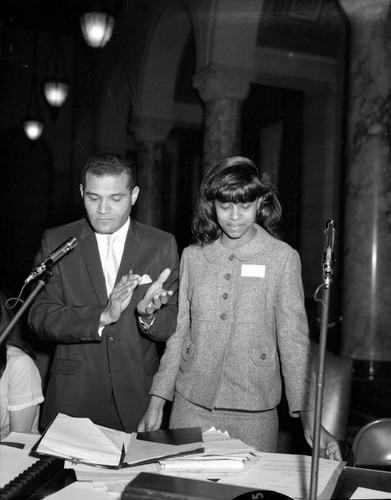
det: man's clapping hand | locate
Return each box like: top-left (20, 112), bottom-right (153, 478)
top-left (100, 271), bottom-right (142, 326)
top-left (137, 268), bottom-right (173, 317)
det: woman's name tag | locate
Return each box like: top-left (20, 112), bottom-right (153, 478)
top-left (241, 264), bottom-right (265, 278)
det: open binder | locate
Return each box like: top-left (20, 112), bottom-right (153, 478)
top-left (33, 413), bottom-right (204, 468)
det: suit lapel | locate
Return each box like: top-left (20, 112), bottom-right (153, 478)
top-left (116, 220), bottom-right (141, 279)
top-left (79, 220), bottom-right (108, 305)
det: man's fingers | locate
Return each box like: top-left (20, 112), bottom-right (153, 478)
top-left (158, 291), bottom-right (168, 304)
top-left (111, 279), bottom-right (139, 303)
top-left (137, 270), bottom-right (173, 316)
top-left (156, 268), bottom-right (171, 286)
top-left (114, 275), bottom-right (140, 292)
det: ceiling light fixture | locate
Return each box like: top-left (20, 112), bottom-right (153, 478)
top-left (22, 32), bottom-right (44, 140)
top-left (80, 11), bottom-right (115, 48)
top-left (42, 34), bottom-right (69, 109)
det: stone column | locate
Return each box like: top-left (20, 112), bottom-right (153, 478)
top-left (193, 65), bottom-right (251, 173)
top-left (131, 118), bottom-right (172, 227)
top-left (339, 0), bottom-right (391, 361)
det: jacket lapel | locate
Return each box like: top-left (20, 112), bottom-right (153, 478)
top-left (116, 219), bottom-right (141, 279)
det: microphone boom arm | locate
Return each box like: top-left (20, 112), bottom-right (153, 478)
top-left (309, 220), bottom-right (336, 500)
top-left (0, 276), bottom-right (49, 346)
top-left (25, 237), bottom-right (78, 284)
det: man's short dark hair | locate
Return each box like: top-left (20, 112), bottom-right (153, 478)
top-left (81, 153), bottom-right (137, 192)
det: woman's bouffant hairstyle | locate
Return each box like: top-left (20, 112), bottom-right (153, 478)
top-left (192, 156), bottom-right (282, 244)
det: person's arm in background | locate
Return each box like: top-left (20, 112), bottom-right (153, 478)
top-left (276, 249), bottom-right (342, 460)
top-left (300, 410), bottom-right (342, 461)
top-left (138, 249), bottom-right (190, 431)
top-left (9, 406), bottom-right (39, 433)
top-left (7, 349), bottom-right (44, 434)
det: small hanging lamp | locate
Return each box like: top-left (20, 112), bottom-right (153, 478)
top-left (43, 80), bottom-right (69, 107)
top-left (80, 11), bottom-right (115, 48)
top-left (22, 32), bottom-right (44, 140)
top-left (42, 33), bottom-right (69, 111)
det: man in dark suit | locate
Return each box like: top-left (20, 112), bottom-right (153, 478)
top-left (28, 153), bottom-right (179, 432)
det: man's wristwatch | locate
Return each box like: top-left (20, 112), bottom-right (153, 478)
top-left (138, 313), bottom-right (157, 330)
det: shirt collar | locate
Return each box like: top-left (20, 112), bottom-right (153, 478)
top-left (111, 217), bottom-right (130, 244)
top-left (95, 217), bottom-right (130, 246)
top-left (202, 224), bottom-right (270, 263)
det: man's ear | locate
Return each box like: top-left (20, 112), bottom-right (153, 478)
top-left (131, 186), bottom-right (140, 206)
top-left (79, 184), bottom-right (84, 199)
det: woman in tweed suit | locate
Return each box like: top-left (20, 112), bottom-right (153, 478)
top-left (138, 156), bottom-right (341, 459)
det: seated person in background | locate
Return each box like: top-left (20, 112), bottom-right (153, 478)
top-left (0, 293), bottom-right (44, 439)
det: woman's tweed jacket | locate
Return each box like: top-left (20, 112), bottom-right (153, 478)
top-left (151, 224), bottom-right (316, 415)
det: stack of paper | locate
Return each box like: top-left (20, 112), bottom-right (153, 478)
top-left (202, 427), bottom-right (256, 456)
top-left (124, 427), bottom-right (204, 466)
top-left (158, 427), bottom-right (257, 475)
top-left (159, 455), bottom-right (245, 472)
top-left (72, 427), bottom-right (256, 482)
top-left (34, 413), bottom-right (204, 468)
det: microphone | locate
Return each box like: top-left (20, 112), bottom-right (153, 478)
top-left (322, 220), bottom-right (335, 288)
top-left (25, 237), bottom-right (78, 284)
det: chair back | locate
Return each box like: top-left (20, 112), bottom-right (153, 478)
top-left (311, 342), bottom-right (353, 442)
top-left (352, 418), bottom-right (391, 467)
top-left (277, 343), bottom-right (353, 454)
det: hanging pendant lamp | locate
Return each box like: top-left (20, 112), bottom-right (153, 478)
top-left (80, 11), bottom-right (115, 48)
top-left (22, 32), bottom-right (44, 140)
top-left (42, 34), bottom-right (69, 109)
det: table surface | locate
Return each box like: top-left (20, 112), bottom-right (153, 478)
top-left (29, 465), bottom-right (391, 500)
top-left (2, 456), bottom-right (391, 500)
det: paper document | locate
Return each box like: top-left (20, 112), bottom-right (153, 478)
top-left (72, 461), bottom-right (159, 482)
top-left (44, 481), bottom-right (121, 499)
top-left (219, 452), bottom-right (345, 499)
top-left (124, 431), bottom-right (204, 465)
top-left (34, 413), bottom-right (129, 467)
top-left (2, 431), bottom-right (41, 453)
top-left (157, 427), bottom-right (255, 477)
top-left (202, 427), bottom-right (256, 455)
top-left (34, 413), bottom-right (204, 468)
top-left (0, 445), bottom-right (39, 488)
top-left (350, 487), bottom-right (391, 499)
top-left (160, 457), bottom-right (244, 472)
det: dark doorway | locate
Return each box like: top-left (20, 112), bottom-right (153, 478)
top-left (241, 83), bottom-right (304, 250)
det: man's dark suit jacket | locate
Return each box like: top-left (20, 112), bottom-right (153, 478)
top-left (28, 217), bottom-right (179, 432)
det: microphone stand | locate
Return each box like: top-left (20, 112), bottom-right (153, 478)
top-left (0, 272), bottom-right (51, 347)
top-left (309, 220), bottom-right (335, 500)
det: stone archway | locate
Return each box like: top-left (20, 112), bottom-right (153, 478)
top-left (130, 0), bottom-right (199, 228)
